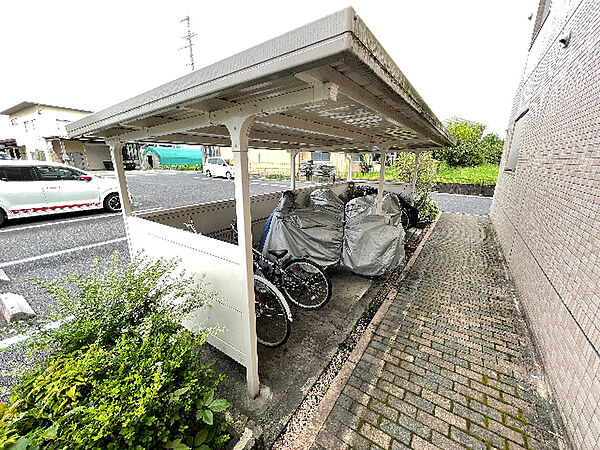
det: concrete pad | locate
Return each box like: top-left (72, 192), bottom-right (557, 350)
top-left (0, 293), bottom-right (36, 323)
top-left (0, 269), bottom-right (9, 287)
top-left (202, 269), bottom-right (374, 446)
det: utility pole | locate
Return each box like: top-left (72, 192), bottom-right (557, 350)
top-left (179, 16), bottom-right (196, 72)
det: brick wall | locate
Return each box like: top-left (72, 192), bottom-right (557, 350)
top-left (490, 0), bottom-right (600, 447)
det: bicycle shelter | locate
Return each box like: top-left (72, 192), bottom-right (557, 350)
top-left (67, 7), bottom-right (453, 398)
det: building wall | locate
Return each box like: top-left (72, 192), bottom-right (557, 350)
top-left (248, 148), bottom-right (351, 177)
top-left (490, 0), bottom-right (600, 447)
top-left (8, 105), bottom-right (90, 160)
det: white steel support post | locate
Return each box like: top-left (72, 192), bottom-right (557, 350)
top-left (290, 150), bottom-right (297, 190)
top-left (225, 116), bottom-right (259, 398)
top-left (108, 141), bottom-right (132, 217)
top-left (346, 154), bottom-right (354, 181)
top-left (411, 150), bottom-right (421, 204)
top-left (377, 150), bottom-right (386, 214)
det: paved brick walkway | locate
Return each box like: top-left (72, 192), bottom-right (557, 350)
top-left (310, 214), bottom-right (565, 450)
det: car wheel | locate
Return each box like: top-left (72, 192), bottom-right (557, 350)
top-left (0, 209), bottom-right (6, 228)
top-left (205, 170), bottom-right (211, 177)
top-left (226, 171), bottom-right (232, 180)
top-left (104, 193), bottom-right (122, 212)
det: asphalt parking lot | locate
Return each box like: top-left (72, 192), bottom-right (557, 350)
top-left (0, 171), bottom-right (316, 324)
top-left (0, 175), bottom-right (493, 325)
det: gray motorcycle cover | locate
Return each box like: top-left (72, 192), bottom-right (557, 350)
top-left (342, 194), bottom-right (405, 276)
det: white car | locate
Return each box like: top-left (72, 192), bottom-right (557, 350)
top-left (0, 160), bottom-right (122, 227)
top-left (203, 157), bottom-right (235, 179)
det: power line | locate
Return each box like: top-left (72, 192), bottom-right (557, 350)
top-left (179, 16), bottom-right (197, 72)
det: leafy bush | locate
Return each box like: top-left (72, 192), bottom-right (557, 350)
top-left (413, 194), bottom-right (439, 224)
top-left (266, 174), bottom-right (285, 180)
top-left (26, 254), bottom-right (214, 355)
top-left (480, 133), bottom-right (504, 164)
top-left (157, 164), bottom-right (203, 171)
top-left (391, 152), bottom-right (439, 224)
top-left (434, 118), bottom-right (505, 167)
top-left (392, 152), bottom-right (438, 194)
top-left (0, 254), bottom-right (230, 449)
top-left (359, 155), bottom-right (372, 174)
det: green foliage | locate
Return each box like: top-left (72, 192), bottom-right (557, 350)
top-left (26, 253), bottom-right (215, 355)
top-left (413, 194), bottom-right (439, 224)
top-left (435, 118), bottom-right (504, 167)
top-left (359, 155), bottom-right (372, 174)
top-left (0, 254), bottom-right (229, 449)
top-left (352, 168), bottom-right (396, 180)
top-left (480, 133), bottom-right (504, 164)
top-left (392, 152), bottom-right (438, 194)
top-left (435, 163), bottom-right (499, 185)
top-left (0, 333), bottom-right (230, 449)
top-left (157, 164), bottom-right (203, 171)
top-left (266, 174), bottom-right (285, 180)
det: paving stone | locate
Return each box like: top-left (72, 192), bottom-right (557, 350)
top-left (453, 403), bottom-right (485, 426)
top-left (397, 413), bottom-right (431, 440)
top-left (449, 426), bottom-right (486, 450)
top-left (410, 435), bottom-right (437, 450)
top-left (310, 214), bottom-right (563, 450)
top-left (379, 418), bottom-right (411, 445)
top-left (369, 398), bottom-right (398, 422)
top-left (359, 422), bottom-right (391, 449)
top-left (404, 391), bottom-right (435, 415)
top-left (470, 422), bottom-right (505, 448)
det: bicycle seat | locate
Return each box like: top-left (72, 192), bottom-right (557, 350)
top-left (268, 249), bottom-right (288, 259)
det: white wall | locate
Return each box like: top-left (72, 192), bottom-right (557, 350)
top-left (7, 105), bottom-right (91, 160)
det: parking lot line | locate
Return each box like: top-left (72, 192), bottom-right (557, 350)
top-left (0, 213), bottom-right (119, 233)
top-left (0, 238), bottom-right (127, 268)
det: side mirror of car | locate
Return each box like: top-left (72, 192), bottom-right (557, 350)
top-left (80, 175), bottom-right (92, 181)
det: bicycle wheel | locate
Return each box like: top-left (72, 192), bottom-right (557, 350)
top-left (282, 259), bottom-right (332, 309)
top-left (253, 275), bottom-right (292, 347)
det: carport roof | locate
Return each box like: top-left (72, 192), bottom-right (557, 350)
top-left (67, 7), bottom-right (454, 153)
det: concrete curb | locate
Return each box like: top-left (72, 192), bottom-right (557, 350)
top-left (0, 269), bottom-right (10, 286)
top-left (0, 293), bottom-right (36, 323)
top-left (294, 214), bottom-right (441, 449)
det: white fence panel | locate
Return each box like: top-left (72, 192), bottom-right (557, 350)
top-left (127, 216), bottom-right (251, 367)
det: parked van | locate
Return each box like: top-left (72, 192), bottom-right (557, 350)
top-left (203, 157), bottom-right (235, 179)
top-left (0, 160), bottom-right (122, 227)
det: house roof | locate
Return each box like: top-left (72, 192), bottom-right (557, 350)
top-left (67, 7), bottom-right (454, 153)
top-left (0, 101), bottom-right (94, 116)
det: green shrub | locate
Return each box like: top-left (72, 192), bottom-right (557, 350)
top-left (359, 155), bottom-right (372, 174)
top-left (480, 133), bottom-right (504, 164)
top-left (0, 254), bottom-right (229, 449)
top-left (434, 118), bottom-right (505, 167)
top-left (413, 194), bottom-right (439, 224)
top-left (157, 164), bottom-right (203, 171)
top-left (26, 253), bottom-right (214, 355)
top-left (0, 332), bottom-right (229, 449)
top-left (392, 152), bottom-right (438, 194)
top-left (266, 174), bottom-right (285, 180)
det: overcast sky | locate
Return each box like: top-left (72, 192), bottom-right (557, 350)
top-left (0, 0), bottom-right (538, 139)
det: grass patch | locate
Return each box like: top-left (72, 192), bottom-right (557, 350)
top-left (435, 163), bottom-right (498, 184)
top-left (352, 168), bottom-right (397, 180)
top-left (157, 163), bottom-right (203, 171)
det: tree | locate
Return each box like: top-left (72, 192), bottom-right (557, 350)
top-left (480, 132), bottom-right (504, 164)
top-left (434, 118), bottom-right (504, 167)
